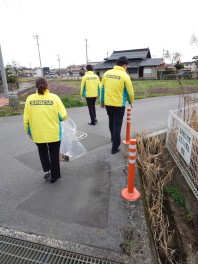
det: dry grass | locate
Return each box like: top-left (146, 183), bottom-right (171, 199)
top-left (135, 133), bottom-right (176, 263)
top-left (186, 245), bottom-right (198, 264)
top-left (182, 95), bottom-right (198, 132)
top-left (135, 131), bottom-right (198, 263)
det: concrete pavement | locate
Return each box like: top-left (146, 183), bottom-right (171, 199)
top-left (0, 95), bottom-right (189, 263)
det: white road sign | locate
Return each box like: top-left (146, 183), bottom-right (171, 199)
top-left (177, 124), bottom-right (193, 165)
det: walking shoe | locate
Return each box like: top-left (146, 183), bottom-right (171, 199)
top-left (111, 149), bottom-right (120, 154)
top-left (88, 122), bottom-right (96, 125)
top-left (95, 119), bottom-right (98, 123)
top-left (44, 171), bottom-right (51, 180)
top-left (50, 177), bottom-right (59, 183)
top-left (50, 178), bottom-right (57, 183)
top-left (49, 174), bottom-right (61, 183)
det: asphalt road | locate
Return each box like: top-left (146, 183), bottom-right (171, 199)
top-left (0, 94), bottom-right (194, 262)
top-left (66, 94), bottom-right (186, 141)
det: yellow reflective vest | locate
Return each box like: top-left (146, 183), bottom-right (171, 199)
top-left (101, 66), bottom-right (134, 106)
top-left (80, 71), bottom-right (100, 98)
top-left (23, 89), bottom-right (67, 143)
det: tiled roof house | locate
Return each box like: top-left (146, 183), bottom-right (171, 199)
top-left (94, 48), bottom-right (164, 79)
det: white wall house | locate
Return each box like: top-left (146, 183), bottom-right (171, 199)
top-left (182, 61), bottom-right (198, 72)
top-left (33, 68), bottom-right (42, 77)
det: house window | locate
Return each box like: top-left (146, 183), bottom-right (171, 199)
top-left (144, 67), bottom-right (152, 74)
top-left (128, 68), bottom-right (138, 74)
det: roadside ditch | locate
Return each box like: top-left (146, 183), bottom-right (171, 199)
top-left (124, 132), bottom-right (198, 264)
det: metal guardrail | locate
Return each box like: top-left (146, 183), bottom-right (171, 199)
top-left (0, 235), bottom-right (119, 264)
top-left (166, 110), bottom-right (198, 199)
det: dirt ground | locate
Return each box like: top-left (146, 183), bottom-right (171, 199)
top-left (17, 79), bottom-right (198, 99)
top-left (18, 81), bottom-right (79, 97)
top-left (166, 195), bottom-right (198, 262)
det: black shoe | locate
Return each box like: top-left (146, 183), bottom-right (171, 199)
top-left (88, 122), bottom-right (96, 125)
top-left (111, 149), bottom-right (120, 154)
top-left (50, 176), bottom-right (60, 183)
top-left (95, 119), bottom-right (98, 123)
top-left (44, 171), bottom-right (51, 180)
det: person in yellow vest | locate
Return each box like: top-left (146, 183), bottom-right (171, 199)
top-left (100, 56), bottom-right (134, 154)
top-left (80, 65), bottom-right (100, 125)
top-left (23, 77), bottom-right (67, 183)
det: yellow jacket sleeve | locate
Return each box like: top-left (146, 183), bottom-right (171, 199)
top-left (23, 99), bottom-right (31, 135)
top-left (125, 75), bottom-right (134, 104)
top-left (80, 76), bottom-right (86, 97)
top-left (56, 97), bottom-right (67, 121)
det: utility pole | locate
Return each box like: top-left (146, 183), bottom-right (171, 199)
top-left (160, 48), bottom-right (165, 80)
top-left (0, 44), bottom-right (9, 96)
top-left (33, 34), bottom-right (43, 76)
top-left (85, 38), bottom-right (88, 64)
top-left (57, 54), bottom-right (60, 76)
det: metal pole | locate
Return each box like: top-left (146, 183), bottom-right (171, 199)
top-left (0, 44), bottom-right (9, 96)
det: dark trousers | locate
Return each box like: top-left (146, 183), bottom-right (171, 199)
top-left (36, 141), bottom-right (61, 179)
top-left (86, 97), bottom-right (97, 123)
top-left (105, 106), bottom-right (125, 151)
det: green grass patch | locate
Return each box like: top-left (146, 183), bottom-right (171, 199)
top-left (1, 78), bottom-right (198, 116)
top-left (165, 186), bottom-right (185, 209)
top-left (60, 95), bottom-right (87, 108)
top-left (0, 105), bottom-right (24, 117)
top-left (61, 79), bottom-right (81, 88)
top-left (132, 79), bottom-right (198, 90)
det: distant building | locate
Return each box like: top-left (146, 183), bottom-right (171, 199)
top-left (181, 61), bottom-right (196, 71)
top-left (33, 68), bottom-right (42, 77)
top-left (94, 48), bottom-right (164, 79)
top-left (43, 67), bottom-right (50, 76)
top-left (66, 62), bottom-right (97, 77)
top-left (21, 68), bottom-right (33, 77)
top-left (68, 65), bottom-right (85, 77)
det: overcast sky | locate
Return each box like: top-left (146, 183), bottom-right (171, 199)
top-left (1, 0), bottom-right (198, 69)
